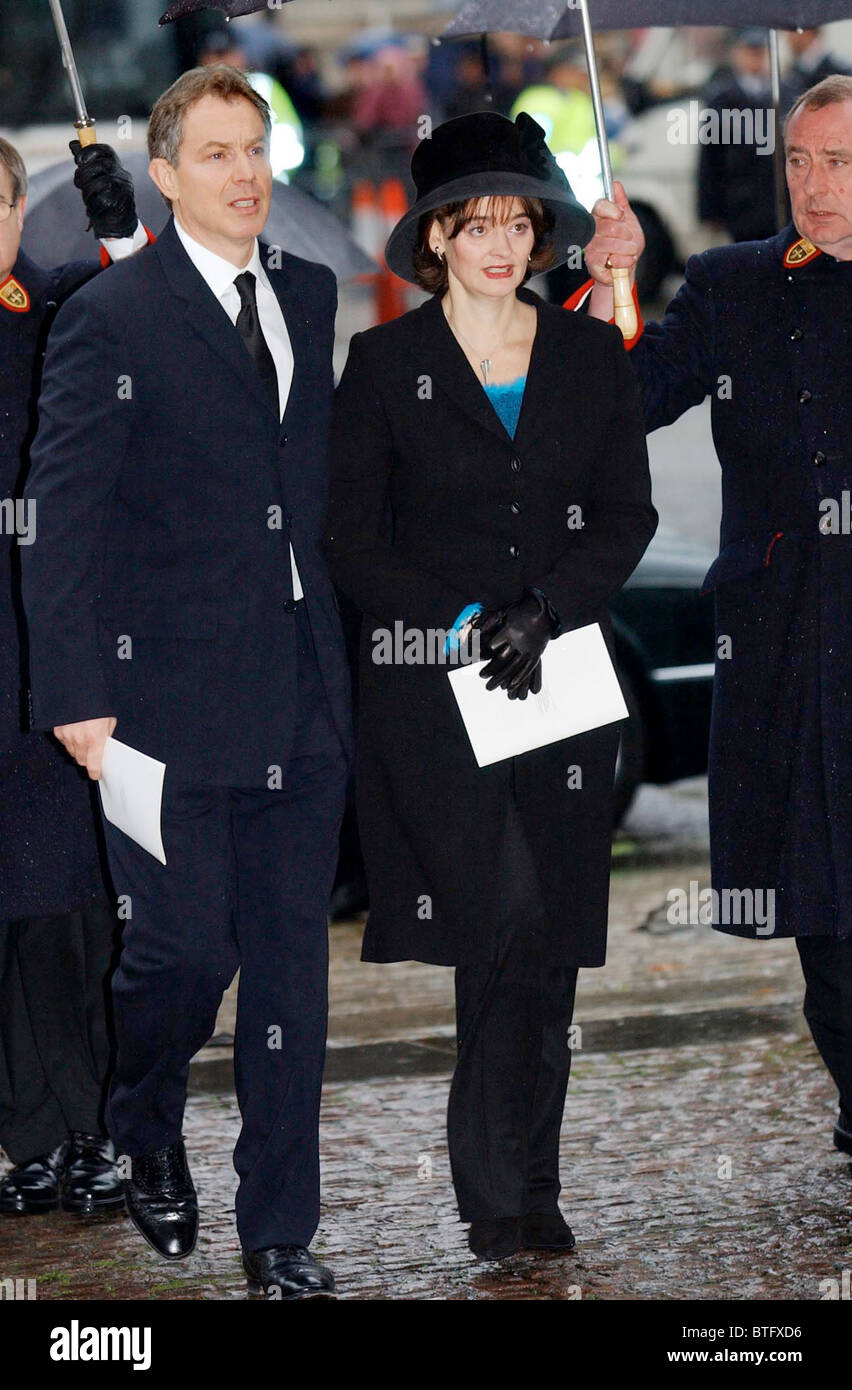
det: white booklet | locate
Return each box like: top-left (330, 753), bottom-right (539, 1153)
top-left (447, 622), bottom-right (628, 768)
top-left (98, 737), bottom-right (167, 865)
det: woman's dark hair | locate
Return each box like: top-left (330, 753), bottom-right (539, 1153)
top-left (412, 194), bottom-right (556, 294)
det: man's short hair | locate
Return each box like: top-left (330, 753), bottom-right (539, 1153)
top-left (148, 64), bottom-right (272, 206)
top-left (785, 74), bottom-right (852, 138)
top-left (0, 137), bottom-right (28, 203)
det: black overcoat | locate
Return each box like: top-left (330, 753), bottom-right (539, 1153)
top-left (0, 250), bottom-right (106, 923)
top-left (629, 225), bottom-right (852, 941)
top-left (325, 287), bottom-right (657, 967)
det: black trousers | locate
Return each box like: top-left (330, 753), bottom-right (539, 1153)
top-left (102, 604), bottom-right (348, 1252)
top-left (797, 935), bottom-right (852, 1119)
top-left (0, 901), bottom-right (117, 1165)
top-left (447, 803), bottom-right (579, 1222)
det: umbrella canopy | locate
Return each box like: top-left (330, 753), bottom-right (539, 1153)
top-left (159, 0), bottom-right (286, 22)
top-left (21, 152), bottom-right (376, 281)
top-left (445, 0), bottom-right (852, 40)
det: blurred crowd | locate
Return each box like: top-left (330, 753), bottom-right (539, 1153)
top-left (181, 21), bottom-right (852, 245)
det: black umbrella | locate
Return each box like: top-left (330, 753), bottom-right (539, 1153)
top-left (159, 0), bottom-right (290, 21)
top-left (445, 0), bottom-right (852, 39)
top-left (21, 152), bottom-right (377, 281)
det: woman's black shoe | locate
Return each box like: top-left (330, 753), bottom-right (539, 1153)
top-left (125, 1138), bottom-right (198, 1259)
top-left (0, 1143), bottom-right (66, 1214)
top-left (521, 1210), bottom-right (576, 1251)
top-left (242, 1245), bottom-right (337, 1299)
top-left (61, 1133), bottom-right (125, 1214)
top-left (467, 1217), bottom-right (522, 1261)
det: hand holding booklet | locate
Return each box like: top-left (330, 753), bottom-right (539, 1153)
top-left (447, 622), bottom-right (628, 768)
top-left (97, 736), bottom-right (167, 865)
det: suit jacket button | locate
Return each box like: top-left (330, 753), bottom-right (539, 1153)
top-left (280, 433), bottom-right (289, 446)
top-left (509, 544), bottom-right (520, 558)
top-left (510, 502), bottom-right (521, 514)
top-left (799, 388), bottom-right (813, 403)
top-left (790, 327), bottom-right (804, 341)
top-left (813, 451), bottom-right (827, 466)
top-left (283, 599), bottom-right (297, 613)
top-left (510, 457), bottom-right (521, 472)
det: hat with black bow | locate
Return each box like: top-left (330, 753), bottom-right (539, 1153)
top-left (384, 110), bottom-right (596, 284)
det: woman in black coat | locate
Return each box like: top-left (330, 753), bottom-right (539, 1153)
top-left (325, 112), bottom-right (657, 1260)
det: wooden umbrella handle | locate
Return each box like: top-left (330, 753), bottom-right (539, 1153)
top-left (75, 120), bottom-right (97, 147)
top-left (612, 267), bottom-right (638, 340)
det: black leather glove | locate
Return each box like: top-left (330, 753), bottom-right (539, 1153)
top-left (477, 588), bottom-right (559, 701)
top-left (70, 141), bottom-right (138, 240)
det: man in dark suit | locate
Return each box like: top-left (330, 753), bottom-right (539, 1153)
top-left (22, 65), bottom-right (352, 1299)
top-left (697, 29), bottom-right (780, 244)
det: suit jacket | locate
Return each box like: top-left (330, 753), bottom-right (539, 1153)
top-left (325, 288), bottom-right (657, 966)
top-left (22, 217), bottom-right (353, 786)
top-left (1, 251), bottom-right (107, 921)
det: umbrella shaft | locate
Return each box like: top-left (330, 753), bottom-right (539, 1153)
top-left (768, 30), bottom-right (788, 233)
top-left (578, 0), bottom-right (615, 200)
top-left (48, 0), bottom-right (90, 126)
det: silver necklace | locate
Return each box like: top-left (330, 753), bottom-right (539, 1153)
top-left (445, 311), bottom-right (508, 385)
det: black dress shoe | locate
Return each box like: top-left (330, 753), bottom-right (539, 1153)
top-left (242, 1245), bottom-right (337, 1300)
top-left (0, 1143), bottom-right (66, 1214)
top-left (125, 1139), bottom-right (198, 1260)
top-left (61, 1133), bottom-right (125, 1215)
top-left (521, 1210), bottom-right (577, 1251)
top-left (467, 1217), bottom-right (522, 1261)
top-left (834, 1109), bottom-right (852, 1157)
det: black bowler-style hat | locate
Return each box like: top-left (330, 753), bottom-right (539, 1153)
top-left (384, 110), bottom-right (596, 284)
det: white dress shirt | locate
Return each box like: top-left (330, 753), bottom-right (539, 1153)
top-left (172, 216), bottom-right (303, 600)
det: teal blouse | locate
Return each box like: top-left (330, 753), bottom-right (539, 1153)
top-left (482, 373), bottom-right (527, 439)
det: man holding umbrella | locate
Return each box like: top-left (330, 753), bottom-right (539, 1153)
top-left (582, 74), bottom-right (852, 1160)
top-left (0, 136), bottom-right (148, 1216)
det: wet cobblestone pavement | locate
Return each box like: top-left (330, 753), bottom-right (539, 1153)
top-left (2, 782), bottom-right (850, 1301)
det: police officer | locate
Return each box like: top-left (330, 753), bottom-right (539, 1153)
top-left (581, 74), bottom-right (852, 1161)
top-left (0, 136), bottom-right (146, 1215)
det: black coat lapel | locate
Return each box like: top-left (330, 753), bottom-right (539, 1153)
top-left (260, 240), bottom-right (309, 431)
top-left (412, 287), bottom-right (553, 453)
top-left (153, 217), bottom-right (280, 419)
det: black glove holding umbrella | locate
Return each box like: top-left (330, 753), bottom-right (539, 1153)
top-left (45, 0), bottom-right (141, 241)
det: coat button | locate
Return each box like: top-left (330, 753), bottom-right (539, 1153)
top-left (799, 388), bottom-right (813, 403)
top-left (280, 433), bottom-right (289, 446)
top-left (790, 327), bottom-right (804, 341)
top-left (509, 544), bottom-right (520, 558)
top-left (283, 599), bottom-right (297, 613)
top-left (510, 501), bottom-right (521, 515)
top-left (510, 456), bottom-right (521, 472)
top-left (813, 451), bottom-right (827, 466)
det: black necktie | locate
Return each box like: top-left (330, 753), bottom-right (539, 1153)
top-left (234, 270), bottom-right (280, 415)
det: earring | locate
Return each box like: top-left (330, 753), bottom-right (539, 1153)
top-left (434, 247), bottom-right (443, 261)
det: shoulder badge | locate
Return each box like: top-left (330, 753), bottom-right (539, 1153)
top-left (0, 274), bottom-right (30, 312)
top-left (783, 235), bottom-right (822, 269)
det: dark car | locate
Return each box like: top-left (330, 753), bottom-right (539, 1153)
top-left (330, 525), bottom-right (717, 919)
top-left (609, 526), bottom-right (716, 822)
